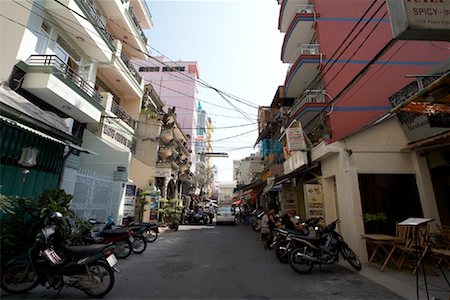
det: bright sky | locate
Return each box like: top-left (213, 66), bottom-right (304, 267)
top-left (145, 0), bottom-right (288, 181)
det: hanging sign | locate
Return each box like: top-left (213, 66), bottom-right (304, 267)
top-left (304, 184), bottom-right (324, 219)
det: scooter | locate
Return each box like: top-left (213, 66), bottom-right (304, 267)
top-left (1, 212), bottom-right (118, 298)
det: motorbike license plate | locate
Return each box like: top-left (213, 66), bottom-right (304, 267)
top-left (106, 254), bottom-right (118, 267)
top-left (129, 236), bottom-right (134, 243)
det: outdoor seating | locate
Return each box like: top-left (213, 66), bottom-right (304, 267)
top-left (376, 222), bottom-right (413, 272)
top-left (431, 224), bottom-right (450, 270)
top-left (396, 223), bottom-right (431, 275)
top-left (361, 232), bottom-right (398, 272)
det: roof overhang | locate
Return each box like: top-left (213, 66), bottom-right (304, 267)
top-left (391, 72), bottom-right (450, 115)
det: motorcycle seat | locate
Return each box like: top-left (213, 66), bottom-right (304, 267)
top-left (65, 243), bottom-right (113, 257)
top-left (291, 234), bottom-right (321, 242)
top-left (100, 228), bottom-right (130, 236)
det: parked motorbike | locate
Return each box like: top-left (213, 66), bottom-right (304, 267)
top-left (250, 210), bottom-right (265, 232)
top-left (85, 217), bottom-right (134, 259)
top-left (272, 217), bottom-right (321, 263)
top-left (122, 217), bottom-right (159, 243)
top-left (1, 212), bottom-right (118, 298)
top-left (288, 219), bottom-right (362, 274)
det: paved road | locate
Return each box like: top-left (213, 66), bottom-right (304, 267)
top-left (1, 224), bottom-right (404, 299)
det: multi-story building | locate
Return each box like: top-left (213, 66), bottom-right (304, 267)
top-left (259, 0), bottom-right (450, 261)
top-left (0, 0), bottom-right (157, 224)
top-left (205, 116), bottom-right (215, 198)
top-left (134, 57), bottom-right (200, 170)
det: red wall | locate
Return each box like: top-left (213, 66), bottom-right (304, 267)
top-left (311, 0), bottom-right (450, 141)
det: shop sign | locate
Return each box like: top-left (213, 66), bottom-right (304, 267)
top-left (123, 184), bottom-right (137, 218)
top-left (286, 126), bottom-right (307, 151)
top-left (280, 186), bottom-right (298, 214)
top-left (147, 192), bottom-right (159, 221)
top-left (386, 0), bottom-right (450, 41)
top-left (304, 184), bottom-right (324, 219)
top-left (155, 168), bottom-right (172, 177)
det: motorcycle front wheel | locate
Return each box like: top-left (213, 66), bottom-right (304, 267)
top-left (289, 246), bottom-right (314, 274)
top-left (1, 262), bottom-right (39, 294)
top-left (131, 234), bottom-right (147, 254)
top-left (83, 261), bottom-right (115, 298)
top-left (275, 240), bottom-right (289, 263)
top-left (145, 229), bottom-right (158, 242)
top-left (114, 240), bottom-right (132, 259)
top-left (342, 245), bottom-right (362, 271)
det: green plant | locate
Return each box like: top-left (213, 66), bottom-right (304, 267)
top-left (0, 189), bottom-right (89, 262)
top-left (363, 212), bottom-right (387, 223)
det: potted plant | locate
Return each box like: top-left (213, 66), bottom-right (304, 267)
top-left (363, 212), bottom-right (387, 234)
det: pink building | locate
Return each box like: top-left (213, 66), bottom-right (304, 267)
top-left (134, 57), bottom-right (200, 161)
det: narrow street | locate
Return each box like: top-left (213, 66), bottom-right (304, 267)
top-left (1, 224), bottom-right (404, 300)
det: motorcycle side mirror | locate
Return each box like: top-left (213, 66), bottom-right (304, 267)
top-left (294, 215), bottom-right (301, 220)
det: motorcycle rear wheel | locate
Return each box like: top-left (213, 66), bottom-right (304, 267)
top-left (146, 229), bottom-right (158, 242)
top-left (1, 262), bottom-right (39, 294)
top-left (342, 245), bottom-right (362, 271)
top-left (289, 246), bottom-right (314, 274)
top-left (114, 240), bottom-right (132, 259)
top-left (83, 261), bottom-right (115, 298)
top-left (131, 234), bottom-right (147, 254)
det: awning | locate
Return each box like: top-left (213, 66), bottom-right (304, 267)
top-left (274, 163), bottom-right (319, 185)
top-left (390, 72), bottom-right (450, 115)
top-left (0, 115), bottom-right (98, 155)
top-left (402, 131), bottom-right (450, 151)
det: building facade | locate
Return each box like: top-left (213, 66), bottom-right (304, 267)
top-left (253, 0), bottom-right (450, 261)
top-left (0, 0), bottom-right (159, 224)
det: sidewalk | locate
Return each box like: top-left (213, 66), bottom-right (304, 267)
top-left (355, 262), bottom-right (450, 300)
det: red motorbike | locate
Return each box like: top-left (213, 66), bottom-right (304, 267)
top-left (84, 218), bottom-right (134, 259)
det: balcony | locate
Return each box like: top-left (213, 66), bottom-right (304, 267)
top-left (281, 5), bottom-right (317, 63)
top-left (289, 90), bottom-right (328, 127)
top-left (130, 0), bottom-right (153, 29)
top-left (41, 0), bottom-right (113, 62)
top-left (97, 0), bottom-right (148, 59)
top-left (285, 44), bottom-right (322, 98)
top-left (278, 0), bottom-right (310, 32)
top-left (96, 41), bottom-right (144, 99)
top-left (21, 55), bottom-right (103, 123)
top-left (100, 92), bottom-right (137, 130)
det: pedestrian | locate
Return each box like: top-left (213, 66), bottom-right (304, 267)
top-left (281, 213), bottom-right (296, 230)
top-left (264, 206), bottom-right (277, 250)
top-left (207, 204), bottom-right (215, 224)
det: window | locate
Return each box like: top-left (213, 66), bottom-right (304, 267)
top-left (162, 66), bottom-right (185, 72)
top-left (35, 22), bottom-right (50, 53)
top-left (139, 66), bottom-right (160, 72)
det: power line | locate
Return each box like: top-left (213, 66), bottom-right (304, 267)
top-left (51, 0), bottom-right (260, 110)
top-left (4, 2), bottom-right (257, 123)
top-left (300, 0), bottom-right (384, 94)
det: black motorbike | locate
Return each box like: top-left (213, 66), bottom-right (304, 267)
top-left (1, 212), bottom-right (118, 297)
top-left (250, 210), bottom-right (265, 232)
top-left (272, 217), bottom-right (321, 263)
top-left (288, 219), bottom-right (362, 274)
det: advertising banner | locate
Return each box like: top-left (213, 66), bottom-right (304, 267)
top-left (123, 184), bottom-right (137, 218)
top-left (303, 184), bottom-right (325, 219)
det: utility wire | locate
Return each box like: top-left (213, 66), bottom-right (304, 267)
top-left (51, 0), bottom-right (260, 111)
top-left (300, 0), bottom-right (383, 94)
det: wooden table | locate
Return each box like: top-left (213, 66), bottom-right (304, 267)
top-left (361, 234), bottom-right (398, 272)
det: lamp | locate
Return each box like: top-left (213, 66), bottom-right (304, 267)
top-left (18, 147), bottom-right (38, 168)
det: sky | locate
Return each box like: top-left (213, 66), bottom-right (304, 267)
top-left (145, 0), bottom-right (288, 182)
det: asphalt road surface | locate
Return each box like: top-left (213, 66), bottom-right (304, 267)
top-left (1, 223), bottom-right (404, 300)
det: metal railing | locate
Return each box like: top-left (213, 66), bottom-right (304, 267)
top-left (76, 0), bottom-right (115, 48)
top-left (126, 6), bottom-right (148, 45)
top-left (27, 55), bottom-right (102, 103)
top-left (120, 50), bottom-right (142, 83)
top-left (290, 90), bottom-right (326, 114)
top-left (287, 44), bottom-right (321, 74)
top-left (111, 100), bottom-right (137, 129)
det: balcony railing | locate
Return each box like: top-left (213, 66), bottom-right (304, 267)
top-left (126, 6), bottom-right (148, 45)
top-left (287, 44), bottom-right (321, 73)
top-left (111, 100), bottom-right (137, 129)
top-left (290, 90), bottom-right (326, 113)
top-left (27, 55), bottom-right (102, 103)
top-left (120, 50), bottom-right (142, 84)
top-left (76, 0), bottom-right (115, 48)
